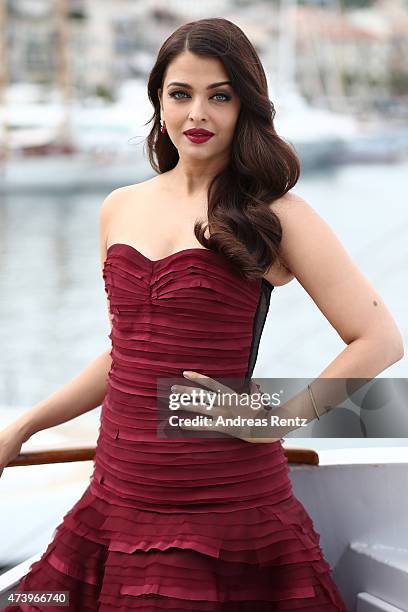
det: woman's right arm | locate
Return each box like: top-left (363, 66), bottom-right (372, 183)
top-left (7, 348), bottom-right (113, 444)
top-left (0, 189), bottom-right (121, 472)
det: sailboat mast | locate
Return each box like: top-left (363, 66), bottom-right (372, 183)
top-left (0, 0), bottom-right (10, 167)
top-left (277, 0), bottom-right (297, 97)
top-left (55, 0), bottom-right (73, 149)
top-left (321, 0), bottom-right (347, 111)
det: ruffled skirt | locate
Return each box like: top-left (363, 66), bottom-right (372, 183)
top-left (4, 437), bottom-right (347, 611)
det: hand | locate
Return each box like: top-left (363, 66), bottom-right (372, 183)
top-left (0, 425), bottom-right (26, 480)
top-left (170, 371), bottom-right (280, 443)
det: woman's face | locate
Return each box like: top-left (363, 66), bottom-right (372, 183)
top-left (158, 51), bottom-right (241, 163)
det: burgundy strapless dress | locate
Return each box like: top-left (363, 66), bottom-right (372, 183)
top-left (5, 243), bottom-right (347, 611)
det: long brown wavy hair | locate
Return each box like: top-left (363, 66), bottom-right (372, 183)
top-left (145, 17), bottom-right (301, 282)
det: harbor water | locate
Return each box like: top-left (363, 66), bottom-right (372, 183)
top-left (0, 160), bottom-right (407, 449)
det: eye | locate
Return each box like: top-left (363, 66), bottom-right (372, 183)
top-left (169, 90), bottom-right (231, 102)
top-left (213, 92), bottom-right (231, 102)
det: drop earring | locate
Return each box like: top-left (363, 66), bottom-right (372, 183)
top-left (160, 119), bottom-right (167, 134)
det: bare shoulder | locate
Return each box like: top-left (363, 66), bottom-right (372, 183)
top-left (267, 190), bottom-right (340, 275)
top-left (261, 191), bottom-right (305, 286)
top-left (99, 180), bottom-right (155, 254)
top-left (99, 178), bottom-right (158, 221)
top-left (100, 179), bottom-right (153, 211)
top-left (264, 191), bottom-right (321, 285)
top-left (100, 185), bottom-right (129, 215)
top-left (268, 190), bottom-right (308, 217)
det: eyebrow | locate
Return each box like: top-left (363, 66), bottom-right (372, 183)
top-left (167, 81), bottom-right (232, 89)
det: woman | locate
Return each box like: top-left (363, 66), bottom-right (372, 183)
top-left (1, 17), bottom-right (403, 611)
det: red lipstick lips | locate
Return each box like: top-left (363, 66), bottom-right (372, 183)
top-left (183, 128), bottom-right (214, 144)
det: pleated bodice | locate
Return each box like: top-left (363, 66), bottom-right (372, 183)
top-left (91, 242), bottom-right (288, 512)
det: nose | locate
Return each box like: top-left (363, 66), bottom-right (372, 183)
top-left (187, 98), bottom-right (209, 123)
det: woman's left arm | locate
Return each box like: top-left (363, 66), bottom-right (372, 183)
top-left (229, 192), bottom-right (406, 443)
top-left (266, 192), bottom-right (404, 378)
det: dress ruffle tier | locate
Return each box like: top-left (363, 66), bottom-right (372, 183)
top-left (4, 244), bottom-right (347, 611)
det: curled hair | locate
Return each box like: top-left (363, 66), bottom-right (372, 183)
top-left (145, 17), bottom-right (300, 281)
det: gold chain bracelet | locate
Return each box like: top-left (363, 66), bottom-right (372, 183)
top-left (307, 383), bottom-right (321, 420)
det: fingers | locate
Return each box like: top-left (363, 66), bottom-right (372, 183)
top-left (249, 379), bottom-right (262, 394)
top-left (170, 373), bottom-right (261, 441)
top-left (182, 371), bottom-right (236, 396)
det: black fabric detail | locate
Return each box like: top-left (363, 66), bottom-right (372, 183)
top-left (243, 278), bottom-right (274, 388)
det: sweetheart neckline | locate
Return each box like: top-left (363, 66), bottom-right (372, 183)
top-left (106, 242), bottom-right (218, 264)
top-left (106, 242), bottom-right (275, 288)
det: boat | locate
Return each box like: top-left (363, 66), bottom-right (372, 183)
top-left (1, 438), bottom-right (408, 610)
